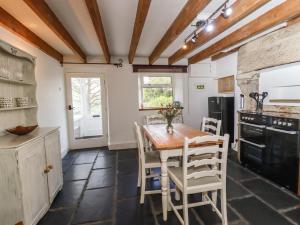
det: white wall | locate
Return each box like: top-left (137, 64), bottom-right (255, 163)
top-left (183, 61), bottom-right (218, 129)
top-left (0, 27), bottom-right (69, 155)
top-left (63, 59), bottom-right (186, 150)
top-left (215, 52), bottom-right (240, 148)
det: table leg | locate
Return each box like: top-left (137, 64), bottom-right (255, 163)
top-left (160, 153), bottom-right (169, 221)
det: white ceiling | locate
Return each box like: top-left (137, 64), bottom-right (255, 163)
top-left (46, 0), bottom-right (103, 56)
top-left (0, 0), bottom-right (286, 63)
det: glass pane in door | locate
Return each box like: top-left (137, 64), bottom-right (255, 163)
top-left (71, 77), bottom-right (102, 139)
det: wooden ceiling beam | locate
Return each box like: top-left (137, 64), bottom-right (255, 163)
top-left (85, 0), bottom-right (110, 63)
top-left (0, 7), bottom-right (63, 62)
top-left (149, 0), bottom-right (211, 65)
top-left (188, 0), bottom-right (300, 64)
top-left (169, 0), bottom-right (270, 65)
top-left (23, 0), bottom-right (86, 62)
top-left (211, 46), bottom-right (240, 61)
top-left (128, 0), bottom-right (151, 64)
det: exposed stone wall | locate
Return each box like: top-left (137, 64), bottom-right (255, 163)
top-left (237, 23), bottom-right (300, 114)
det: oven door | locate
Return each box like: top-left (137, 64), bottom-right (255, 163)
top-left (265, 127), bottom-right (299, 193)
top-left (240, 139), bottom-right (266, 172)
top-left (240, 122), bottom-right (266, 145)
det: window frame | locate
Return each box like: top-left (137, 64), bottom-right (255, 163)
top-left (139, 74), bottom-right (175, 110)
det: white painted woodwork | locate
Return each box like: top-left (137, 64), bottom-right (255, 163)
top-left (0, 127), bottom-right (62, 225)
top-left (0, 40), bottom-right (37, 135)
top-left (19, 138), bottom-right (49, 225)
top-left (201, 117), bottom-right (222, 135)
top-left (167, 134), bottom-right (230, 225)
top-left (45, 131), bottom-right (63, 203)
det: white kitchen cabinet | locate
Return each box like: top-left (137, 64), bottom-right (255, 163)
top-left (0, 127), bottom-right (63, 225)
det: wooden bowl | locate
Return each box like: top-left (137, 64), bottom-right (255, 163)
top-left (6, 125), bottom-right (38, 136)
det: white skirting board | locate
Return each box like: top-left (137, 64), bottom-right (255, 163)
top-left (108, 141), bottom-right (137, 150)
top-left (61, 148), bottom-right (69, 159)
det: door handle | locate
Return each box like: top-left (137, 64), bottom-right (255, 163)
top-left (68, 105), bottom-right (74, 110)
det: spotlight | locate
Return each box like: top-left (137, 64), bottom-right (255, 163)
top-left (191, 35), bottom-right (197, 43)
top-left (222, 4), bottom-right (233, 18)
top-left (182, 44), bottom-right (187, 49)
top-left (205, 20), bottom-right (214, 32)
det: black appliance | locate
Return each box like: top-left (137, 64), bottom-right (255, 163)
top-left (240, 113), bottom-right (270, 172)
top-left (208, 97), bottom-right (234, 143)
top-left (240, 112), bottom-right (300, 195)
top-left (265, 117), bottom-right (300, 193)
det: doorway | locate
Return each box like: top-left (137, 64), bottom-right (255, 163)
top-left (65, 73), bottom-right (108, 149)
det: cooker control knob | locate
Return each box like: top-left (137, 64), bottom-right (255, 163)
top-left (278, 121), bottom-right (282, 125)
top-left (282, 122), bottom-right (287, 126)
top-left (251, 118), bottom-right (254, 121)
top-left (287, 122), bottom-right (292, 127)
top-left (273, 121), bottom-right (277, 124)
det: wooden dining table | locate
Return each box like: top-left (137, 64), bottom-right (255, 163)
top-left (143, 123), bottom-right (222, 221)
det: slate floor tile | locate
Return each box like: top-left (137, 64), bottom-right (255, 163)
top-left (118, 149), bottom-right (138, 161)
top-left (118, 159), bottom-right (138, 175)
top-left (227, 178), bottom-right (251, 200)
top-left (285, 207), bottom-right (300, 224)
top-left (62, 158), bottom-right (74, 173)
top-left (227, 161), bottom-right (257, 182)
top-left (156, 210), bottom-right (199, 225)
top-left (64, 164), bottom-right (92, 181)
top-left (51, 180), bottom-right (86, 208)
top-left (72, 187), bottom-right (114, 224)
top-left (87, 168), bottom-right (115, 189)
top-left (37, 209), bottom-right (73, 225)
top-left (118, 174), bottom-right (138, 199)
top-left (230, 196), bottom-right (293, 225)
top-left (94, 155), bottom-right (116, 169)
top-left (116, 198), bottom-right (153, 225)
top-left (92, 222), bottom-right (113, 225)
top-left (98, 149), bottom-right (116, 157)
top-left (241, 178), bottom-right (300, 210)
top-left (192, 199), bottom-right (240, 225)
top-left (73, 152), bottom-right (98, 164)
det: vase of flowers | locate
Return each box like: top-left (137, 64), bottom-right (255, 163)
top-left (158, 103), bottom-right (182, 134)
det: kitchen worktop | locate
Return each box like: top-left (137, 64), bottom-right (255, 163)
top-left (239, 110), bottom-right (300, 120)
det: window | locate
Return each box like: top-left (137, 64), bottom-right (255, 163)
top-left (139, 75), bottom-right (174, 109)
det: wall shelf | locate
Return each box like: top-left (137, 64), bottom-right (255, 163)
top-left (0, 76), bottom-right (35, 85)
top-left (0, 105), bottom-right (37, 112)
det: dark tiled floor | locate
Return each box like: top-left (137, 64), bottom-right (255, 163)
top-left (38, 148), bottom-right (300, 225)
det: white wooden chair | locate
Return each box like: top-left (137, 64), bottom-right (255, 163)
top-left (201, 117), bottom-right (222, 135)
top-left (167, 134), bottom-right (230, 225)
top-left (134, 122), bottom-right (180, 204)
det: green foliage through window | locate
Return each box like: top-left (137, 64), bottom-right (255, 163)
top-left (141, 76), bottom-right (173, 108)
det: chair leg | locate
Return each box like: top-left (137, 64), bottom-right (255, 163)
top-left (175, 187), bottom-right (180, 201)
top-left (140, 168), bottom-right (146, 204)
top-left (183, 193), bottom-right (189, 225)
top-left (221, 189), bottom-right (228, 225)
top-left (137, 160), bottom-right (141, 187)
top-left (211, 191), bottom-right (217, 212)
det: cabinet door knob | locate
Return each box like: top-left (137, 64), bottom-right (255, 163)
top-left (44, 168), bottom-right (50, 174)
top-left (48, 165), bottom-right (53, 170)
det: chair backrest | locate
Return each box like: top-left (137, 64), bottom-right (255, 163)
top-left (145, 114), bottom-right (166, 125)
top-left (134, 122), bottom-right (145, 163)
top-left (201, 117), bottom-right (222, 135)
top-left (182, 134), bottom-right (230, 189)
top-left (173, 112), bottom-right (184, 124)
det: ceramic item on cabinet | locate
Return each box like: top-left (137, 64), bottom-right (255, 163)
top-left (0, 97), bottom-right (15, 108)
top-left (16, 97), bottom-right (30, 107)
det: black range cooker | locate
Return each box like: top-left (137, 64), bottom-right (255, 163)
top-left (239, 112), bottom-right (300, 195)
